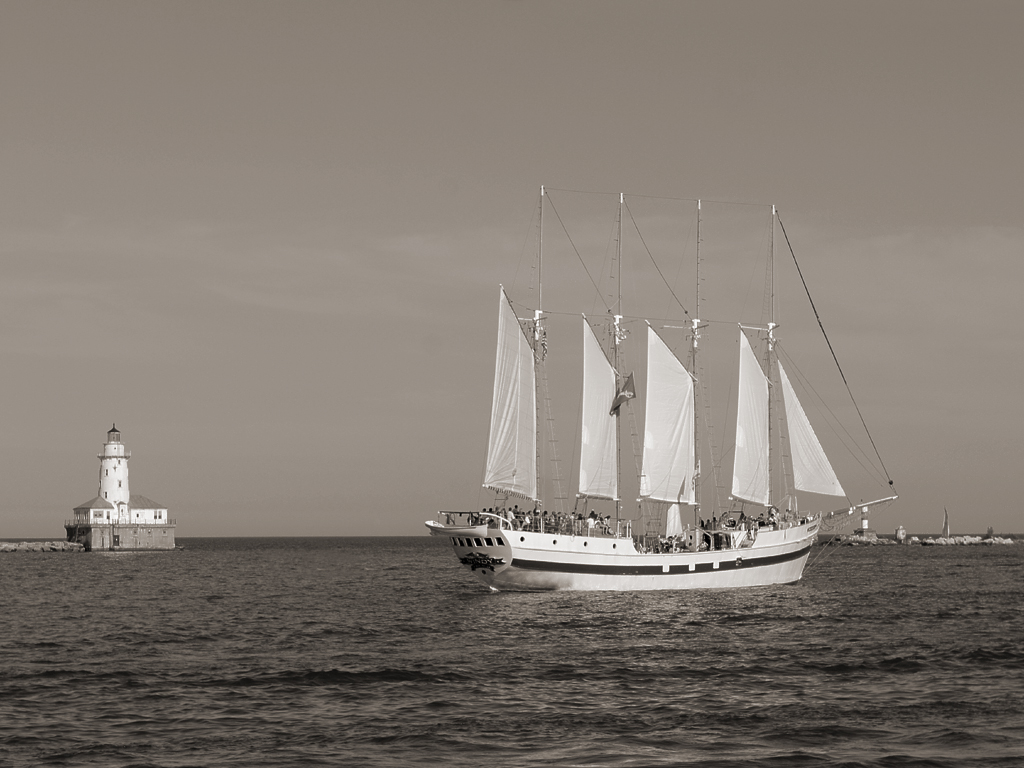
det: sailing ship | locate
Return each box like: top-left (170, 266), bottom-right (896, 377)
top-left (427, 189), bottom-right (896, 591)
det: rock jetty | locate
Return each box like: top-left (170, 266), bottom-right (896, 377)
top-left (0, 540), bottom-right (86, 553)
top-left (917, 535), bottom-right (1016, 546)
top-left (826, 533), bottom-right (1016, 546)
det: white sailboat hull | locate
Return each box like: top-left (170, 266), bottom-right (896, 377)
top-left (427, 518), bottom-right (818, 592)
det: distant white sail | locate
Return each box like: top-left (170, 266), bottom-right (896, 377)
top-left (579, 318), bottom-right (618, 500)
top-left (731, 331), bottom-right (770, 505)
top-left (778, 361), bottom-right (845, 497)
top-left (640, 325), bottom-right (695, 505)
top-left (483, 288), bottom-right (537, 499)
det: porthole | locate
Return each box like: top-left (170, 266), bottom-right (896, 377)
top-left (552, 540), bottom-right (557, 545)
top-left (520, 536), bottom-right (525, 542)
top-left (583, 541), bottom-right (588, 547)
top-left (613, 543), bottom-right (616, 549)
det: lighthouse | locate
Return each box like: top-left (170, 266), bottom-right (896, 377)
top-left (98, 425), bottom-right (130, 523)
top-left (66, 426), bottom-right (175, 551)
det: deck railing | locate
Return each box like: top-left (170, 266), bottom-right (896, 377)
top-left (439, 511), bottom-right (629, 538)
top-left (64, 519), bottom-right (177, 527)
top-left (439, 510), bottom-right (816, 553)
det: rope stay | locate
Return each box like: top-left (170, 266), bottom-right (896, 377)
top-left (545, 192), bottom-right (611, 314)
top-left (775, 212), bottom-right (895, 492)
top-left (622, 200), bottom-right (692, 319)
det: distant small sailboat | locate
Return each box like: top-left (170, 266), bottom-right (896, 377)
top-left (941, 508), bottom-right (951, 538)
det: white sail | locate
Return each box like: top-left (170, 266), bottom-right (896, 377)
top-left (665, 503), bottom-right (684, 537)
top-left (778, 361), bottom-right (845, 497)
top-left (731, 331), bottom-right (770, 505)
top-left (640, 325), bottom-right (695, 505)
top-left (579, 317), bottom-right (618, 500)
top-left (483, 288), bottom-right (537, 499)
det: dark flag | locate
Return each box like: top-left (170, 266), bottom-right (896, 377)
top-left (610, 372), bottom-right (636, 415)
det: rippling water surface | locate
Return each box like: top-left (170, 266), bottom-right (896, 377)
top-left (1, 537), bottom-right (1021, 767)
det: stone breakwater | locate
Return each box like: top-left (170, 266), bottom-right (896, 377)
top-left (1, 541), bottom-right (86, 553)
top-left (829, 534), bottom-right (1017, 546)
top-left (917, 535), bottom-right (1016, 546)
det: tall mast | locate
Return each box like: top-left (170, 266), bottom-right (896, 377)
top-left (614, 192), bottom-right (623, 520)
top-left (692, 199), bottom-right (701, 525)
top-left (538, 185), bottom-right (544, 311)
top-left (534, 185), bottom-right (545, 509)
top-left (770, 205), bottom-right (776, 328)
top-left (767, 204), bottom-right (776, 508)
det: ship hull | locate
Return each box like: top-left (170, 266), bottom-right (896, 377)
top-left (427, 518), bottom-right (818, 592)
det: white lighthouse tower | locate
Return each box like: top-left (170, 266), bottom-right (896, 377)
top-left (98, 424), bottom-right (130, 523)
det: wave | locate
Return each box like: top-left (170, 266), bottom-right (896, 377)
top-left (196, 667), bottom-right (474, 688)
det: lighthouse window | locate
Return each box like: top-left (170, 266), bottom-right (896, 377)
top-left (104, 492), bottom-right (108, 499)
top-left (118, 481), bottom-right (122, 488)
top-left (105, 470), bottom-right (108, 477)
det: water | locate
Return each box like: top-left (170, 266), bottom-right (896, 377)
top-left (1, 537), bottom-right (1021, 767)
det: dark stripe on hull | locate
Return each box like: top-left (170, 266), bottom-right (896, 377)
top-left (509, 544), bottom-right (811, 576)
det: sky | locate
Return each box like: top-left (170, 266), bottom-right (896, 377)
top-left (2, 0), bottom-right (1022, 538)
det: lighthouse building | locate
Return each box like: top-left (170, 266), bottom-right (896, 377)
top-left (66, 426), bottom-right (175, 550)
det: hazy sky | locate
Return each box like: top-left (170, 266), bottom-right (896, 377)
top-left (2, 1), bottom-right (1022, 537)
